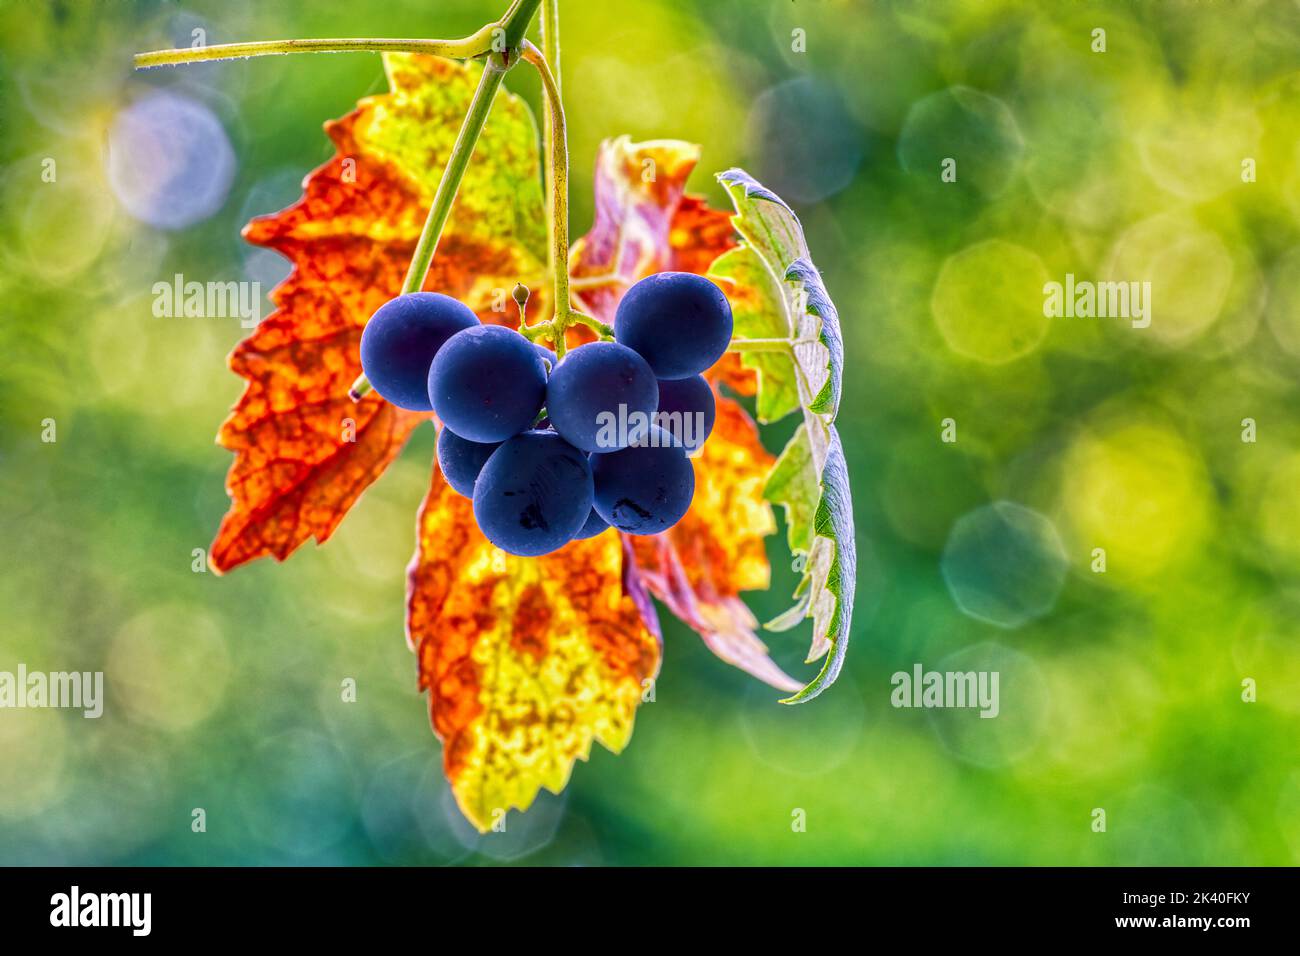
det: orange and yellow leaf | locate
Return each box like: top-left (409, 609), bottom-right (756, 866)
top-left (211, 54), bottom-right (545, 572)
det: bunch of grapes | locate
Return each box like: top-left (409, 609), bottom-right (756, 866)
top-left (359, 272), bottom-right (733, 556)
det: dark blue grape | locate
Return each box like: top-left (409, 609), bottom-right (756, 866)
top-left (590, 426), bottom-right (695, 534)
top-left (574, 508), bottom-right (609, 539)
top-left (655, 374), bottom-right (716, 453)
top-left (359, 292), bottom-right (479, 411)
top-left (428, 325), bottom-right (547, 443)
top-left (614, 272), bottom-right (733, 380)
top-left (546, 341), bottom-right (659, 453)
top-left (436, 427), bottom-right (500, 498)
top-left (473, 430), bottom-right (594, 556)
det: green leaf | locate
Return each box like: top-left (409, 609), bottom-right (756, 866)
top-left (762, 422), bottom-right (817, 556)
top-left (712, 168), bottom-right (856, 704)
top-left (714, 169), bottom-right (844, 420)
top-left (768, 424), bottom-right (855, 704)
top-left (709, 246), bottom-right (801, 422)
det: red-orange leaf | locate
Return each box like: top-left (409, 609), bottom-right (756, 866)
top-left (210, 55), bottom-right (546, 573)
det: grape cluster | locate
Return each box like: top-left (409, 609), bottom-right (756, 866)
top-left (360, 271), bottom-right (732, 556)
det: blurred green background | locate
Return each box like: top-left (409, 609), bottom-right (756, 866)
top-left (3, 0), bottom-right (1300, 865)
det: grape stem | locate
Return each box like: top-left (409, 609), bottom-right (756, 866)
top-left (134, 0), bottom-right (542, 70)
top-left (527, 0), bottom-right (560, 343)
top-left (133, 32), bottom-right (499, 69)
top-left (538, 0), bottom-right (562, 330)
top-left (518, 38), bottom-right (605, 356)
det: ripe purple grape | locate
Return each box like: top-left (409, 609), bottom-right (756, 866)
top-left (655, 374), bottom-right (715, 453)
top-left (436, 427), bottom-right (500, 499)
top-left (472, 430), bottom-right (594, 556)
top-left (359, 292), bottom-right (479, 411)
top-left (428, 325), bottom-right (547, 443)
top-left (590, 425), bottom-right (695, 534)
top-left (546, 341), bottom-right (659, 453)
top-left (614, 272), bottom-right (733, 380)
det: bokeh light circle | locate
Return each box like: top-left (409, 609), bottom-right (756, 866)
top-left (736, 668), bottom-right (865, 777)
top-left (360, 752), bottom-right (473, 864)
top-left (925, 642), bottom-right (1050, 768)
top-left (1264, 245), bottom-right (1300, 358)
top-left (744, 76), bottom-right (866, 204)
top-left (1106, 785), bottom-right (1208, 866)
top-left (240, 730), bottom-right (355, 858)
top-left (0, 709), bottom-right (68, 820)
top-left (1255, 450), bottom-right (1300, 568)
top-left (941, 501), bottom-right (1068, 629)
top-left (1061, 416), bottom-right (1211, 582)
top-left (10, 156), bottom-right (118, 283)
top-left (106, 91), bottom-right (235, 230)
top-left (898, 86), bottom-right (1024, 197)
top-left (108, 604), bottom-right (231, 731)
top-left (931, 239), bottom-right (1051, 363)
top-left (1104, 212), bottom-right (1234, 347)
top-left (474, 789), bottom-right (567, 862)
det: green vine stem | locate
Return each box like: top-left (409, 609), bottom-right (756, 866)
top-left (134, 31), bottom-right (498, 69)
top-left (500, 0), bottom-right (541, 53)
top-left (541, 0), bottom-right (560, 83)
top-left (348, 53), bottom-right (508, 401)
top-left (348, 0), bottom-right (542, 400)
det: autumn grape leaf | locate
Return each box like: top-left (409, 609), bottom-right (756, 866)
top-left (210, 54), bottom-right (545, 572)
top-left (569, 137), bottom-right (801, 692)
top-left (407, 459), bottom-right (660, 832)
top-left (711, 169), bottom-right (856, 703)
